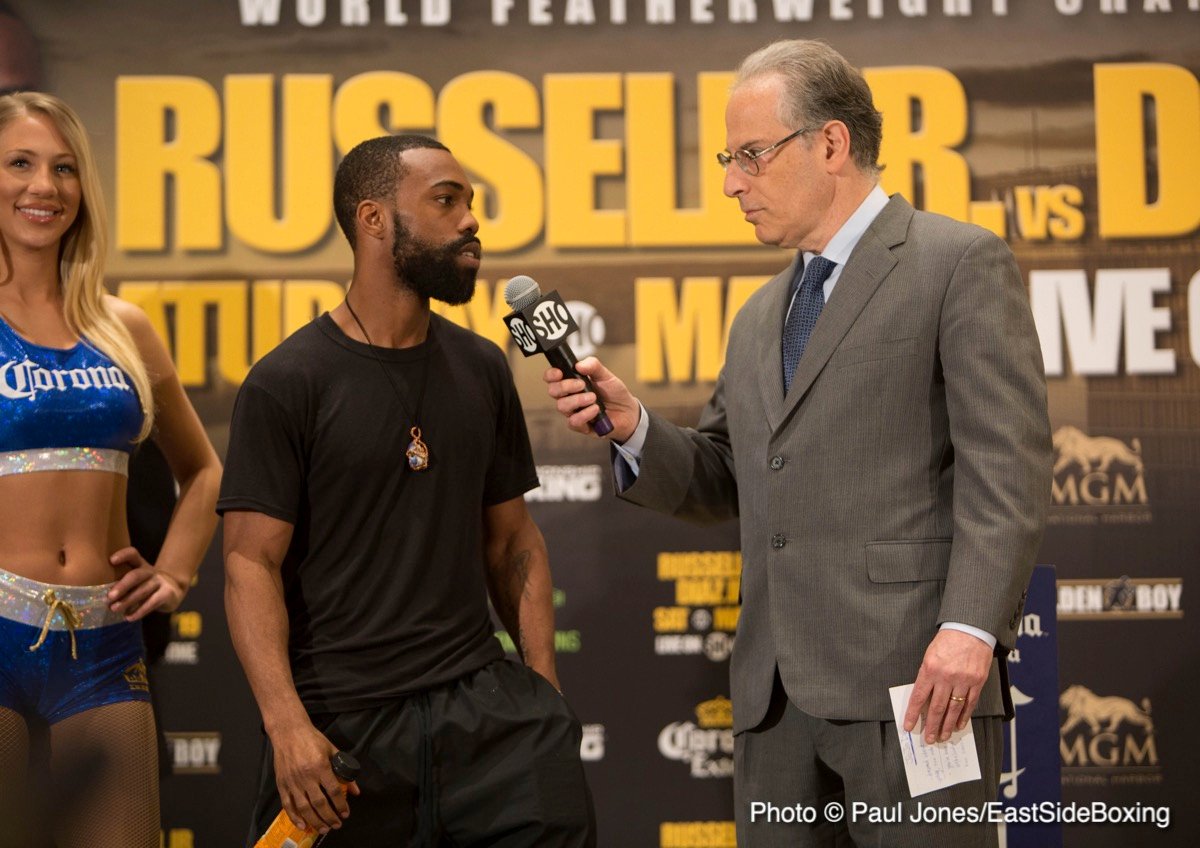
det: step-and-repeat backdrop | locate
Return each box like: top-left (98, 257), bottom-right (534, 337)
top-left (10, 1), bottom-right (1197, 845)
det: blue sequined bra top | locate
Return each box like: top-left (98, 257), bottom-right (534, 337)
top-left (0, 315), bottom-right (143, 477)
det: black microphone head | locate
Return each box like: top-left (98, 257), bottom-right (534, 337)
top-left (504, 275), bottom-right (542, 312)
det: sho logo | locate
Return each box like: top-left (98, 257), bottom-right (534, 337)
top-left (703, 632), bottom-right (733, 662)
top-left (506, 316), bottom-right (539, 354)
top-left (580, 724), bottom-right (606, 762)
top-left (167, 732), bottom-right (222, 775)
top-left (1060, 685), bottom-right (1160, 786)
top-left (1049, 427), bottom-right (1149, 524)
top-left (531, 299), bottom-right (572, 342)
top-left (565, 300), bottom-right (606, 358)
top-left (658, 697), bottom-right (734, 779)
top-left (1057, 577), bottom-right (1182, 620)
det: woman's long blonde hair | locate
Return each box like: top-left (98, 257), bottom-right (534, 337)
top-left (0, 92), bottom-right (154, 439)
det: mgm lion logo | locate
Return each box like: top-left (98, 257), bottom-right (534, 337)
top-left (1060, 684), bottom-right (1153, 734)
top-left (1052, 426), bottom-right (1143, 475)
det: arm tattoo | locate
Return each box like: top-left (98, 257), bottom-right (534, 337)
top-left (492, 550), bottom-right (533, 660)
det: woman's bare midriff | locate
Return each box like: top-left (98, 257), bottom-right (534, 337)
top-left (0, 470), bottom-right (131, 586)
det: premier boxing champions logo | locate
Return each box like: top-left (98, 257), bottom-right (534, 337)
top-left (0, 358), bottom-right (134, 401)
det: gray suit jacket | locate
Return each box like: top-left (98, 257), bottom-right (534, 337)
top-left (621, 195), bottom-right (1052, 732)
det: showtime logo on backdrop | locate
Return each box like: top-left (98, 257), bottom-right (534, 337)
top-left (1060, 685), bottom-right (1161, 787)
top-left (1049, 426), bottom-right (1150, 525)
top-left (658, 696), bottom-right (734, 779)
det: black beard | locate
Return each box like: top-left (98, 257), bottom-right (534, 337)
top-left (391, 214), bottom-right (479, 306)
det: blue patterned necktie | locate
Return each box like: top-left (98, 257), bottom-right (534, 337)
top-left (782, 255), bottom-right (836, 393)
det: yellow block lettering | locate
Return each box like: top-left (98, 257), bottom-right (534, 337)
top-left (224, 75), bottom-right (334, 252)
top-left (332, 71), bottom-right (436, 155)
top-left (116, 77), bottom-right (222, 251)
top-left (1096, 63), bottom-right (1200, 238)
top-left (626, 73), bottom-right (750, 246)
top-left (438, 72), bottom-right (544, 253)
top-left (867, 67), bottom-right (970, 223)
top-left (545, 74), bottom-right (626, 247)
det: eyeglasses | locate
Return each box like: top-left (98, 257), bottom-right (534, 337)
top-left (716, 126), bottom-right (822, 175)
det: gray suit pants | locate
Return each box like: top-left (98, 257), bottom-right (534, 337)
top-left (735, 674), bottom-right (1002, 848)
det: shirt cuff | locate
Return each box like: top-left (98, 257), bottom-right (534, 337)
top-left (610, 402), bottom-right (648, 491)
top-left (939, 621), bottom-right (997, 651)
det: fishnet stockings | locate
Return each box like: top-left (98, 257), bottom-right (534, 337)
top-left (0, 707), bottom-right (37, 848)
top-left (50, 700), bottom-right (160, 848)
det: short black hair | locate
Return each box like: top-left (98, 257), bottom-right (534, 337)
top-left (333, 134), bottom-right (449, 246)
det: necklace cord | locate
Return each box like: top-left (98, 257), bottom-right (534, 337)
top-left (343, 297), bottom-right (433, 470)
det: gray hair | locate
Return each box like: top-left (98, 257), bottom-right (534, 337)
top-left (735, 40), bottom-right (882, 176)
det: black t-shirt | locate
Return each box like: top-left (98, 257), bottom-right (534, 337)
top-left (217, 312), bottom-right (538, 712)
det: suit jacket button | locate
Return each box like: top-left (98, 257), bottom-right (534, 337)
top-left (769, 456), bottom-right (784, 470)
top-left (771, 534), bottom-right (786, 548)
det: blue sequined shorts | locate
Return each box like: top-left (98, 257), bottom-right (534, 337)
top-left (0, 568), bottom-right (151, 725)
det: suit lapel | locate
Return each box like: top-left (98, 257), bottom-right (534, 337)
top-left (755, 254), bottom-right (802, 433)
top-left (777, 195), bottom-right (912, 426)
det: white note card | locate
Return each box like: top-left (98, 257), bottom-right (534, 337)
top-left (888, 683), bottom-right (982, 798)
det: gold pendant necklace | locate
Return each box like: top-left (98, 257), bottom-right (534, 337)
top-left (344, 297), bottom-right (432, 472)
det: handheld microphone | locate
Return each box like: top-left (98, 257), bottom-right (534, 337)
top-left (502, 275), bottom-right (614, 437)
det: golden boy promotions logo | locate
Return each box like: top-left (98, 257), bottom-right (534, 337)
top-left (1060, 685), bottom-right (1160, 787)
top-left (657, 697), bottom-right (734, 779)
top-left (1049, 426), bottom-right (1149, 524)
top-left (1057, 577), bottom-right (1183, 620)
top-left (166, 732), bottom-right (223, 775)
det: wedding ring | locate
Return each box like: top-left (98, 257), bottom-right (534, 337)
top-left (949, 695), bottom-right (967, 702)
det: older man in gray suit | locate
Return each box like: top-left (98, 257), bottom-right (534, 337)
top-left (545, 39), bottom-right (1050, 847)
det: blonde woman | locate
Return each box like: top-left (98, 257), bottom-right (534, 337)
top-left (0, 92), bottom-right (221, 847)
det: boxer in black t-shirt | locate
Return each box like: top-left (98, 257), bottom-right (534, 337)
top-left (219, 134), bottom-right (595, 847)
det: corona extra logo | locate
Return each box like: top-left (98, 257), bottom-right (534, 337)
top-left (695, 696), bottom-right (733, 729)
top-left (1059, 684), bottom-right (1161, 787)
top-left (1049, 426), bottom-right (1150, 524)
top-left (658, 698), bottom-right (735, 779)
